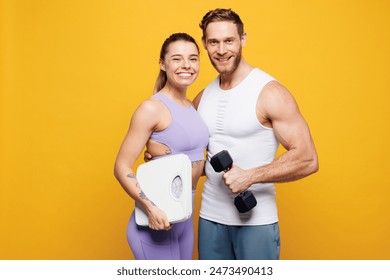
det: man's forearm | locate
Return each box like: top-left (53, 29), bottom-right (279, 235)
top-left (249, 148), bottom-right (318, 185)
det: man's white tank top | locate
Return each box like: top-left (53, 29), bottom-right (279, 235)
top-left (197, 68), bottom-right (279, 225)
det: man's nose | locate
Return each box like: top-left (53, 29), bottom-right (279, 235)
top-left (218, 43), bottom-right (227, 55)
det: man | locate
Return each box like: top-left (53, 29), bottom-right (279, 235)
top-left (193, 8), bottom-right (318, 260)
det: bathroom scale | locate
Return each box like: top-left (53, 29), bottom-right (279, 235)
top-left (134, 154), bottom-right (192, 226)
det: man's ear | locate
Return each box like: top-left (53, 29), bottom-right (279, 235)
top-left (241, 33), bottom-right (247, 47)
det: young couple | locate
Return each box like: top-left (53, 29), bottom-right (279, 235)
top-left (114, 8), bottom-right (318, 260)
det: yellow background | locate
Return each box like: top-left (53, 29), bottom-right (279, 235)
top-left (1, 0), bottom-right (389, 260)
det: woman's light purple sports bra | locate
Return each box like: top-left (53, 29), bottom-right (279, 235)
top-left (150, 93), bottom-right (209, 162)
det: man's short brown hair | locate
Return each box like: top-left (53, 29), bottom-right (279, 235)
top-left (199, 8), bottom-right (244, 40)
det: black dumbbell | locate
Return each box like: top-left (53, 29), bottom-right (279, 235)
top-left (210, 150), bottom-right (257, 213)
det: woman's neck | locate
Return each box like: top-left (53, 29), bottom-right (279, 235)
top-left (160, 85), bottom-right (189, 106)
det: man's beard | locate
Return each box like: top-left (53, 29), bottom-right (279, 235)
top-left (209, 49), bottom-right (242, 75)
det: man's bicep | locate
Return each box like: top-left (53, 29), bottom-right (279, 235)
top-left (272, 110), bottom-right (311, 152)
top-left (262, 83), bottom-right (311, 151)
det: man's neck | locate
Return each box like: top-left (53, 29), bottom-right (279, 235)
top-left (219, 59), bottom-right (254, 90)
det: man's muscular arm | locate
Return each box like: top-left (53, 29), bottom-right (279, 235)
top-left (223, 81), bottom-right (318, 194)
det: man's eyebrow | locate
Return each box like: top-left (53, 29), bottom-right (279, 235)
top-left (207, 36), bottom-right (235, 42)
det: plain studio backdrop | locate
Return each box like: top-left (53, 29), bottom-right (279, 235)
top-left (1, 0), bottom-right (389, 260)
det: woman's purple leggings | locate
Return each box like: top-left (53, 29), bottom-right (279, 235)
top-left (126, 192), bottom-right (195, 260)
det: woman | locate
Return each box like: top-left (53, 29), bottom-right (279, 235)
top-left (114, 33), bottom-right (208, 260)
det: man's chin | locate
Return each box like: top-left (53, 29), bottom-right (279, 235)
top-left (212, 61), bottom-right (238, 75)
top-left (216, 67), bottom-right (234, 75)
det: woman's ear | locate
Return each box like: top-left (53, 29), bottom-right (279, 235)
top-left (159, 59), bottom-right (165, 71)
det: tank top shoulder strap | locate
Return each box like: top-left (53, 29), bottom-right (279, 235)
top-left (153, 92), bottom-right (180, 114)
top-left (153, 92), bottom-right (170, 107)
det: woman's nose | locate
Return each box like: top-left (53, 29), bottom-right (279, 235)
top-left (181, 59), bottom-right (190, 68)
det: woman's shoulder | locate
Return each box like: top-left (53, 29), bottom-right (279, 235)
top-left (136, 96), bottom-right (165, 115)
top-left (128, 97), bottom-right (164, 129)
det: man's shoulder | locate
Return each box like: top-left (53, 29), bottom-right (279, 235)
top-left (252, 67), bottom-right (276, 82)
top-left (193, 89), bottom-right (205, 110)
top-left (258, 80), bottom-right (296, 115)
top-left (193, 76), bottom-right (220, 107)
top-left (261, 80), bottom-right (288, 97)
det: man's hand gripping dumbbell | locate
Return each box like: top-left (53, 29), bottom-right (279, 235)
top-left (210, 150), bottom-right (257, 213)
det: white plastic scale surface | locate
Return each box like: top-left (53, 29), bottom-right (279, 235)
top-left (135, 154), bottom-right (192, 226)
